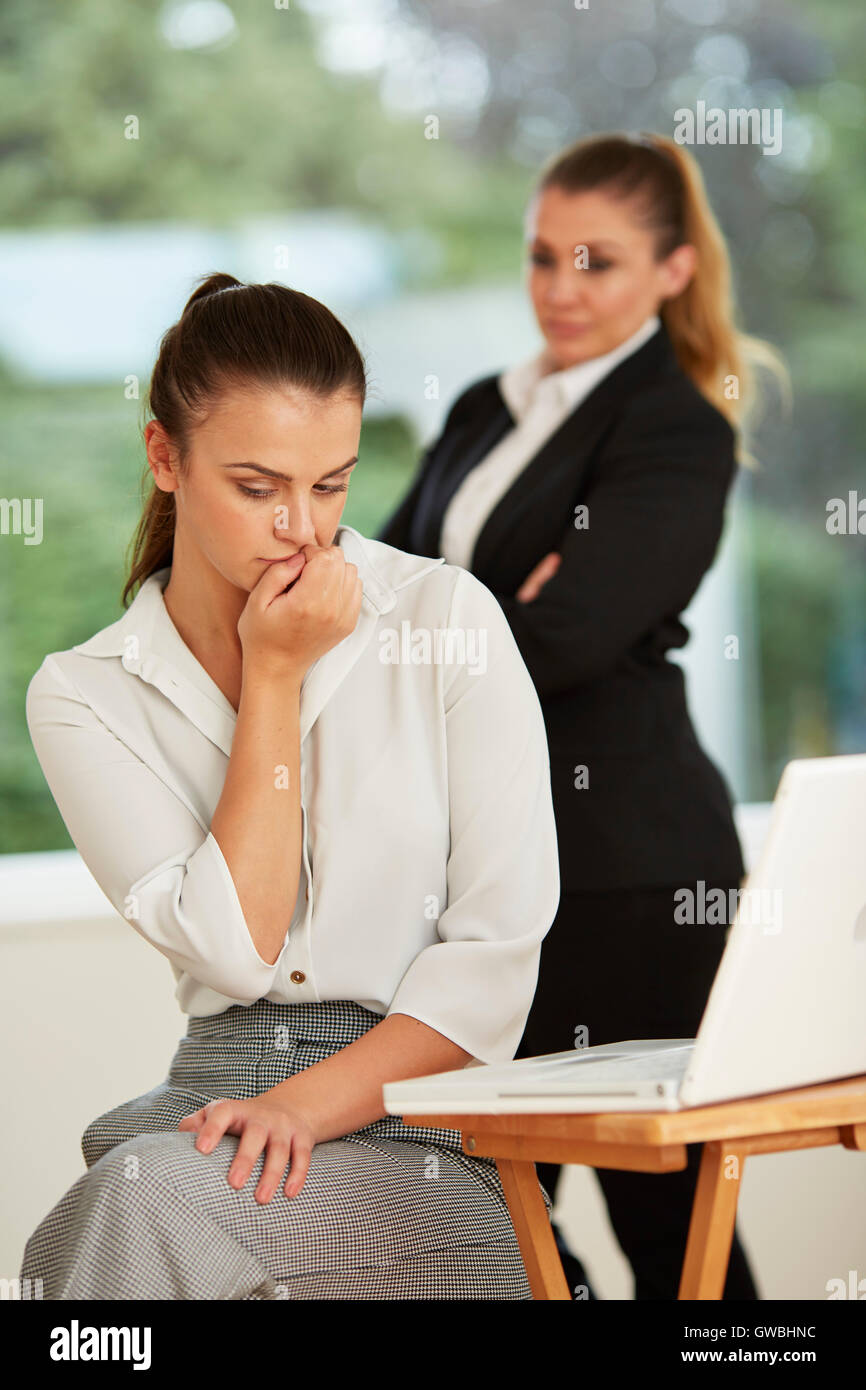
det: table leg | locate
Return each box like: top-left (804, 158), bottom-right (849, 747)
top-left (496, 1158), bottom-right (571, 1300)
top-left (678, 1141), bottom-right (744, 1300)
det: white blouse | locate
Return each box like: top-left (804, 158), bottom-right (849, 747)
top-left (439, 315), bottom-right (661, 570)
top-left (25, 524), bottom-right (560, 1066)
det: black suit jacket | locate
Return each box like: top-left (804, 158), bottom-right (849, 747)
top-left (377, 321), bottom-right (745, 892)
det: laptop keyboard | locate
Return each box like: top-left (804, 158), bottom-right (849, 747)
top-left (500, 1044), bottom-right (694, 1088)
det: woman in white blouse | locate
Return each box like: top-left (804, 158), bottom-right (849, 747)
top-left (19, 272), bottom-right (560, 1301)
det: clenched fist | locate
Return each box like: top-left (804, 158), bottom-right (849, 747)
top-left (237, 543), bottom-right (363, 683)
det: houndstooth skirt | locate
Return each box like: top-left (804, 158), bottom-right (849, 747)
top-left (20, 998), bottom-right (552, 1300)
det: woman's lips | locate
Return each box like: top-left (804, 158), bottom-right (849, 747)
top-left (545, 320), bottom-right (591, 335)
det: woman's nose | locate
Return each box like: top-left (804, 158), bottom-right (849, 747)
top-left (274, 499), bottom-right (317, 547)
top-left (545, 264), bottom-right (586, 307)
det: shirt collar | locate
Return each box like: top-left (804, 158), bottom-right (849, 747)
top-left (500, 314), bottom-right (662, 422)
top-left (71, 525), bottom-right (445, 751)
top-left (72, 524), bottom-right (428, 661)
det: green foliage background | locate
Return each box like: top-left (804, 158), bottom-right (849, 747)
top-left (1, 0), bottom-right (864, 850)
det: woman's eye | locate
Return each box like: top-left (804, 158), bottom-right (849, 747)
top-left (236, 482), bottom-right (349, 500)
top-left (237, 485), bottom-right (276, 499)
top-left (529, 251), bottom-right (611, 271)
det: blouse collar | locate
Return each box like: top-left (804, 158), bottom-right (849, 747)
top-left (70, 524), bottom-right (445, 751)
top-left (500, 314), bottom-right (662, 422)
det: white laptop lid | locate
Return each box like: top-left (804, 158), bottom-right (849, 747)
top-left (680, 754), bottom-right (866, 1105)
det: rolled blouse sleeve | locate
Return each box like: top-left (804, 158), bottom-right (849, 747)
top-left (385, 568), bottom-right (561, 1065)
top-left (25, 655), bottom-right (290, 1001)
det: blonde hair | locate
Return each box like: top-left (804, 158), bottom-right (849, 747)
top-left (532, 132), bottom-right (791, 467)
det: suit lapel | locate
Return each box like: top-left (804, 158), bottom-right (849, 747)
top-left (470, 324), bottom-right (676, 574)
top-left (414, 379), bottom-right (514, 555)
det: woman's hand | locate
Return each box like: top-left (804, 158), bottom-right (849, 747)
top-left (178, 1096), bottom-right (317, 1204)
top-left (516, 550), bottom-right (561, 602)
top-left (237, 542), bottom-right (363, 683)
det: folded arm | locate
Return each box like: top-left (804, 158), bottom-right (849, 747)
top-left (490, 392), bottom-right (738, 697)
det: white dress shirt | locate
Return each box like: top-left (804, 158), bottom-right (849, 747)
top-left (439, 315), bottom-right (661, 569)
top-left (25, 525), bottom-right (560, 1066)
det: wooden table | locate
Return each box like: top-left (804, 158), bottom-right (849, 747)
top-left (400, 1075), bottom-right (866, 1299)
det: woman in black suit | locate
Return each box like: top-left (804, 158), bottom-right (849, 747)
top-left (378, 132), bottom-right (779, 1300)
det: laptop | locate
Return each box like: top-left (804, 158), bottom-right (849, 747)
top-left (383, 754), bottom-right (866, 1115)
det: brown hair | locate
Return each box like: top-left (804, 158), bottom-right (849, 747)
top-left (531, 132), bottom-right (790, 465)
top-left (122, 272), bottom-right (368, 607)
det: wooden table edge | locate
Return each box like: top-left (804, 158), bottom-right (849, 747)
top-left (395, 1073), bottom-right (866, 1146)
